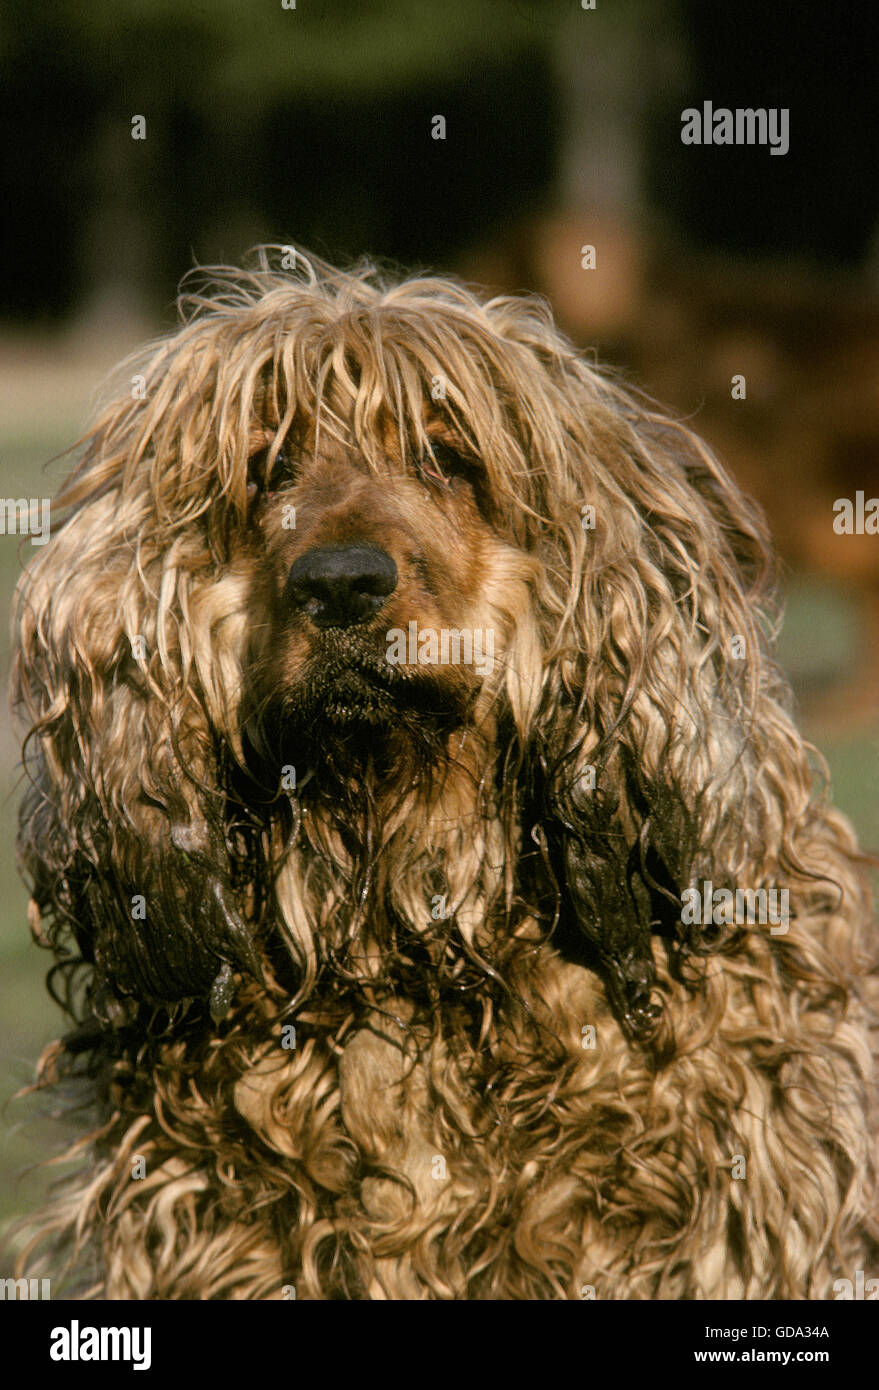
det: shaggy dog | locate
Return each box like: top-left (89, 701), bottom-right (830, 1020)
top-left (12, 247), bottom-right (877, 1299)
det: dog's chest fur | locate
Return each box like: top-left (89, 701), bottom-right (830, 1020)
top-left (232, 947), bottom-right (730, 1299)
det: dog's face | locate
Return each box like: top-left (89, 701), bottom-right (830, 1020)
top-left (245, 425), bottom-right (494, 756)
top-left (239, 389), bottom-right (548, 802)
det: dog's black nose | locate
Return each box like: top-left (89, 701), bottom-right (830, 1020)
top-left (285, 545), bottom-right (398, 629)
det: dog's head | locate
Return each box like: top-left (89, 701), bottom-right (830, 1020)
top-left (14, 247), bottom-right (784, 1040)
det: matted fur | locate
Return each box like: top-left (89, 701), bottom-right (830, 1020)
top-left (11, 246), bottom-right (877, 1299)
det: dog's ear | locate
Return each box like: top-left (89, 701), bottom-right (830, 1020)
top-left (12, 407), bottom-right (263, 1023)
top-left (536, 737), bottom-right (710, 1043)
top-left (530, 393), bottom-right (780, 1042)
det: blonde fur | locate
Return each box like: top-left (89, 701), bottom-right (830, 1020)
top-left (12, 246), bottom-right (877, 1298)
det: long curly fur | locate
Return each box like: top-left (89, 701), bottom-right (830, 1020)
top-left (12, 246), bottom-right (877, 1299)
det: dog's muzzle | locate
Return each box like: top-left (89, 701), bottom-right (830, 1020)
top-left (285, 544), bottom-right (398, 629)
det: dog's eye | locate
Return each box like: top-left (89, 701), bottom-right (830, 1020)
top-left (248, 445), bottom-right (298, 497)
top-left (420, 443), bottom-right (479, 492)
